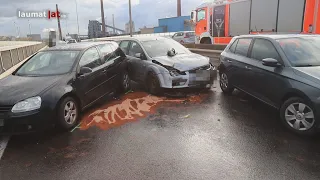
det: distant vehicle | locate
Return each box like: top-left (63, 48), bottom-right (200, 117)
top-left (117, 36), bottom-right (217, 95)
top-left (67, 39), bottom-right (77, 44)
top-left (172, 31), bottom-right (195, 44)
top-left (0, 42), bottom-right (130, 134)
top-left (219, 34), bottom-right (320, 135)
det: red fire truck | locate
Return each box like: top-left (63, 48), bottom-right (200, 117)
top-left (191, 0), bottom-right (320, 45)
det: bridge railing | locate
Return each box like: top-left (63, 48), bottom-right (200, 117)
top-left (0, 41), bottom-right (46, 75)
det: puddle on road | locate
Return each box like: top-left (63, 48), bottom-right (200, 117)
top-left (80, 92), bottom-right (207, 131)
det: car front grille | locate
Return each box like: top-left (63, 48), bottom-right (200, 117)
top-left (0, 105), bottom-right (13, 116)
top-left (189, 64), bottom-right (211, 73)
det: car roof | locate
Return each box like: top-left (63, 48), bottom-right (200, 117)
top-left (238, 34), bottom-right (320, 40)
top-left (43, 42), bottom-right (113, 51)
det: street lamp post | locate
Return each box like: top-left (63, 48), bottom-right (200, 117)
top-left (28, 20), bottom-right (32, 35)
top-left (129, 0), bottom-right (133, 37)
top-left (75, 0), bottom-right (80, 35)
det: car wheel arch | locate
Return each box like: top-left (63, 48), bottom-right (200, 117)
top-left (55, 92), bottom-right (82, 113)
top-left (281, 90), bottom-right (311, 108)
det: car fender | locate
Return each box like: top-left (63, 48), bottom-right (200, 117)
top-left (144, 64), bottom-right (172, 88)
top-left (41, 84), bottom-right (79, 112)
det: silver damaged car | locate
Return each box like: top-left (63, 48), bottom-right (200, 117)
top-left (117, 37), bottom-right (217, 95)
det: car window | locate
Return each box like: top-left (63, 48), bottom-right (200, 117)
top-left (128, 41), bottom-right (145, 58)
top-left (177, 33), bottom-right (183, 36)
top-left (278, 37), bottom-right (320, 67)
top-left (79, 47), bottom-right (101, 69)
top-left (119, 41), bottom-right (130, 55)
top-left (15, 51), bottom-right (79, 76)
top-left (229, 39), bottom-right (238, 53)
top-left (98, 44), bottom-right (118, 63)
top-left (186, 32), bottom-right (195, 36)
top-left (251, 39), bottom-right (281, 61)
top-left (197, 9), bottom-right (205, 22)
top-left (234, 38), bottom-right (252, 57)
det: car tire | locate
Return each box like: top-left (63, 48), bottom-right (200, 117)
top-left (147, 72), bottom-right (162, 95)
top-left (280, 97), bottom-right (318, 135)
top-left (219, 72), bottom-right (234, 94)
top-left (57, 97), bottom-right (79, 130)
top-left (119, 71), bottom-right (131, 93)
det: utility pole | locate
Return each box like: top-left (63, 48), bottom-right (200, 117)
top-left (177, 0), bottom-right (181, 17)
top-left (75, 0), bottom-right (80, 35)
top-left (100, 0), bottom-right (106, 36)
top-left (112, 14), bottom-right (115, 34)
top-left (56, 4), bottom-right (63, 40)
top-left (129, 0), bottom-right (133, 37)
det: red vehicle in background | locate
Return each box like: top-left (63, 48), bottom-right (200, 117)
top-left (191, 0), bottom-right (320, 45)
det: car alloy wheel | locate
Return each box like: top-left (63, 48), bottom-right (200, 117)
top-left (285, 102), bottom-right (315, 131)
top-left (220, 73), bottom-right (229, 90)
top-left (64, 101), bottom-right (77, 125)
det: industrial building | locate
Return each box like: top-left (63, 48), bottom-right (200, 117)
top-left (125, 21), bottom-right (135, 34)
top-left (88, 20), bottom-right (103, 39)
top-left (154, 16), bottom-right (191, 33)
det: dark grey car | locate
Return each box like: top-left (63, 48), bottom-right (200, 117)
top-left (116, 37), bottom-right (217, 94)
top-left (219, 34), bottom-right (320, 135)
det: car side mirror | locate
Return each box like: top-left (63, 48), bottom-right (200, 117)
top-left (79, 67), bottom-right (93, 76)
top-left (262, 58), bottom-right (281, 67)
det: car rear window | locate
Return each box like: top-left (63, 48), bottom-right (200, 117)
top-left (186, 32), bottom-right (195, 36)
top-left (234, 38), bottom-right (252, 57)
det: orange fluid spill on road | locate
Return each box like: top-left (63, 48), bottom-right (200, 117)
top-left (80, 92), bottom-right (206, 131)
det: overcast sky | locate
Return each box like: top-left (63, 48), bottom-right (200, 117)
top-left (0, 0), bottom-right (206, 37)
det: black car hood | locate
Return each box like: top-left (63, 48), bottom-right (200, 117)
top-left (152, 53), bottom-right (210, 72)
top-left (293, 66), bottom-right (320, 88)
top-left (0, 75), bottom-right (63, 105)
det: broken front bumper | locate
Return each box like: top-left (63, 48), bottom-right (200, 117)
top-left (159, 64), bottom-right (217, 89)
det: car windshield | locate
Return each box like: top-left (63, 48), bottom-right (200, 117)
top-left (141, 38), bottom-right (191, 57)
top-left (277, 36), bottom-right (320, 67)
top-left (15, 51), bottom-right (79, 76)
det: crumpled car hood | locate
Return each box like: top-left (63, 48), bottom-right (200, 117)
top-left (152, 53), bottom-right (210, 71)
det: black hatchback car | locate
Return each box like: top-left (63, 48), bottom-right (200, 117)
top-left (0, 42), bottom-right (130, 134)
top-left (219, 34), bottom-right (320, 135)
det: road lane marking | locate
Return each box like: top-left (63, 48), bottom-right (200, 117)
top-left (0, 136), bottom-right (10, 160)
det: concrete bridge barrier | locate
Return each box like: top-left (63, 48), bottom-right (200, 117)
top-left (0, 42), bottom-right (46, 75)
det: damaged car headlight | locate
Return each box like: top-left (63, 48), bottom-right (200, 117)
top-left (169, 70), bottom-right (181, 76)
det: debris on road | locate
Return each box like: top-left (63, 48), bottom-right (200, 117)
top-left (181, 114), bottom-right (191, 118)
top-left (70, 122), bottom-right (82, 133)
top-left (125, 90), bottom-right (134, 94)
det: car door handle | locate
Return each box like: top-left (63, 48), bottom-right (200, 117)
top-left (227, 60), bottom-right (232, 63)
top-left (102, 69), bottom-right (107, 73)
top-left (245, 66), bottom-right (252, 70)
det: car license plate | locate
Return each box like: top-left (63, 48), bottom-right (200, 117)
top-left (196, 70), bottom-right (210, 81)
top-left (0, 119), bottom-right (3, 127)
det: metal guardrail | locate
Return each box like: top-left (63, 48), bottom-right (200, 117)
top-left (0, 42), bottom-right (46, 75)
top-left (183, 43), bottom-right (227, 51)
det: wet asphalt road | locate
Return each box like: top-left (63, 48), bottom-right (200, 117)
top-left (1, 57), bottom-right (320, 180)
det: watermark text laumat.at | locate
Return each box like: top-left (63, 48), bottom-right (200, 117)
top-left (17, 10), bottom-right (67, 19)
